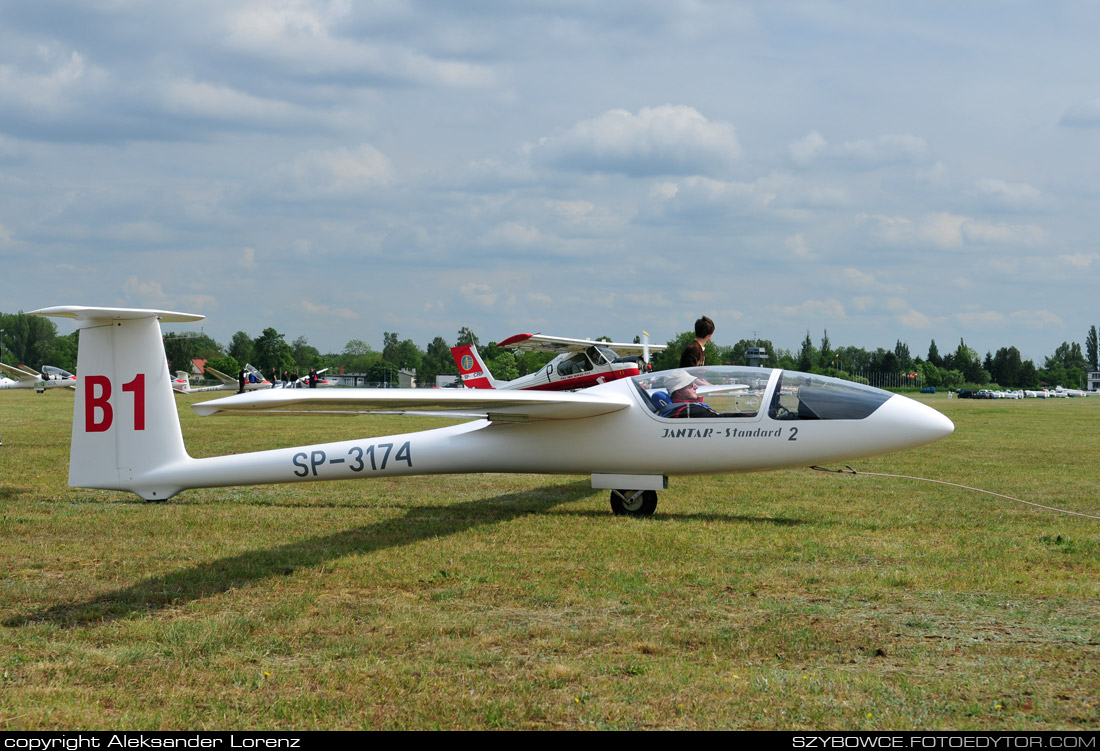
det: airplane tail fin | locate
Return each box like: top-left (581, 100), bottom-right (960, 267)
top-left (173, 371), bottom-right (192, 393)
top-left (30, 306), bottom-right (204, 501)
top-left (450, 344), bottom-right (497, 389)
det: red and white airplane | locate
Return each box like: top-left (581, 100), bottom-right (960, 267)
top-left (452, 333), bottom-right (667, 391)
top-left (29, 306), bottom-right (953, 517)
top-left (0, 363), bottom-right (77, 393)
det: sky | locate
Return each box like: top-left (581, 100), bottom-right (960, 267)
top-left (1, 1), bottom-right (1099, 364)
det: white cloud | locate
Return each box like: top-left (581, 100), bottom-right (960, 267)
top-left (460, 282), bottom-right (499, 309)
top-left (0, 48), bottom-right (105, 116)
top-left (798, 132), bottom-right (930, 170)
top-left (787, 234), bottom-right (814, 259)
top-left (480, 221), bottom-right (542, 247)
top-left (1009, 310), bottom-right (1064, 329)
top-left (899, 308), bottom-right (932, 329)
top-left (843, 267), bottom-right (884, 289)
top-left (225, 2), bottom-right (495, 88)
top-left (298, 300), bottom-right (359, 319)
top-left (920, 213), bottom-right (969, 248)
top-left (1059, 253), bottom-right (1098, 268)
top-left (920, 213), bottom-right (1044, 248)
top-left (122, 277), bottom-right (169, 305)
top-left (789, 130), bottom-right (827, 165)
top-left (162, 79), bottom-right (299, 123)
top-left (266, 144), bottom-right (395, 197)
top-left (955, 310), bottom-right (1005, 327)
top-left (533, 105), bottom-right (741, 176)
top-left (776, 298), bottom-right (846, 320)
top-left (975, 178), bottom-right (1042, 207)
top-left (836, 134), bottom-right (929, 165)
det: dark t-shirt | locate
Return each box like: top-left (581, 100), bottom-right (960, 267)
top-left (680, 340), bottom-right (705, 368)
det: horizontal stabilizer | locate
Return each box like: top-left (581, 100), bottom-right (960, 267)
top-left (31, 306), bottom-right (204, 324)
top-left (193, 387), bottom-right (632, 422)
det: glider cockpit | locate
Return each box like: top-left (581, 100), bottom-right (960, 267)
top-left (632, 366), bottom-right (893, 421)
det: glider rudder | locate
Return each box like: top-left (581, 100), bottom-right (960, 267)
top-left (30, 306), bottom-right (202, 500)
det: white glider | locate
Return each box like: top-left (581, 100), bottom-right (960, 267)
top-left (30, 306), bottom-right (954, 515)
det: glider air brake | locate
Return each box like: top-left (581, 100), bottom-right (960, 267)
top-left (452, 333), bottom-right (668, 391)
top-left (31, 306), bottom-right (954, 516)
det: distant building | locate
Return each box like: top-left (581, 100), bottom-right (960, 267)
top-left (745, 347), bottom-right (768, 367)
top-left (1088, 372), bottom-right (1100, 392)
top-left (330, 369), bottom-right (418, 388)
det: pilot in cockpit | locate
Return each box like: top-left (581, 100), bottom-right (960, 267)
top-left (660, 370), bottom-right (719, 417)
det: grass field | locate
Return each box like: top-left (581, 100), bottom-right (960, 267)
top-left (1, 389), bottom-right (1098, 730)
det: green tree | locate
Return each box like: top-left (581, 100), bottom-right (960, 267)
top-left (163, 332), bottom-right (197, 375)
top-left (797, 330), bottom-right (816, 373)
top-left (252, 328), bottom-right (295, 374)
top-left (1042, 341), bottom-right (1087, 389)
top-left (228, 331), bottom-right (254, 368)
top-left (1, 311), bottom-right (59, 369)
top-left (651, 331), bottom-right (694, 371)
top-left (1086, 326), bottom-right (1098, 371)
top-left (456, 327), bottom-right (480, 348)
top-left (990, 347), bottom-right (1023, 387)
top-left (488, 350), bottom-right (519, 382)
top-left (393, 339), bottom-right (423, 372)
top-left (419, 336), bottom-right (456, 384)
top-left (343, 339), bottom-right (371, 357)
top-left (51, 332), bottom-right (79, 373)
top-left (927, 339), bottom-right (943, 368)
top-left (818, 330), bottom-right (832, 369)
top-left (206, 355), bottom-right (239, 377)
top-left (291, 336), bottom-right (321, 373)
top-left (727, 338), bottom-right (776, 368)
top-left (894, 340), bottom-right (912, 371)
top-left (365, 359), bottom-right (398, 386)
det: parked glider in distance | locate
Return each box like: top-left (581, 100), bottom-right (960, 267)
top-left (293, 367), bottom-right (335, 389)
top-left (0, 362), bottom-right (77, 392)
top-left (30, 306), bottom-right (954, 516)
top-left (452, 333), bottom-right (668, 391)
top-left (203, 364), bottom-right (273, 392)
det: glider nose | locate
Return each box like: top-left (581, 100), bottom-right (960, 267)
top-left (877, 394), bottom-right (954, 449)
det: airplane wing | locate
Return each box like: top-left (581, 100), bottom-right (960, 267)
top-left (0, 362), bottom-right (40, 382)
top-left (496, 333), bottom-right (668, 355)
top-left (205, 367), bottom-right (237, 385)
top-left (697, 384), bottom-right (749, 396)
top-left (192, 388), bottom-right (633, 422)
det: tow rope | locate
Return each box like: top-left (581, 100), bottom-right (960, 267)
top-left (810, 465), bottom-right (1100, 521)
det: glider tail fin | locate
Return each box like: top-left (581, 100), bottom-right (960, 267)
top-left (450, 344), bottom-right (497, 389)
top-left (30, 306), bottom-right (203, 500)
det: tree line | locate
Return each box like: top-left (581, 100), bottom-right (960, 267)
top-left (1, 310), bottom-right (1095, 391)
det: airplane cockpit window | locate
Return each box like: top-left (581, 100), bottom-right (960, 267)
top-left (592, 346), bottom-right (617, 365)
top-left (558, 352), bottom-right (594, 376)
top-left (768, 371), bottom-right (891, 420)
top-left (632, 367), bottom-right (766, 418)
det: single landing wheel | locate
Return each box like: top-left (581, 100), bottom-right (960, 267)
top-left (610, 489), bottom-right (658, 516)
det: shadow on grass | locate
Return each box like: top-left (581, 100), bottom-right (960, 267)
top-left (0, 487), bottom-right (31, 500)
top-left (6, 481), bottom-right (592, 629)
